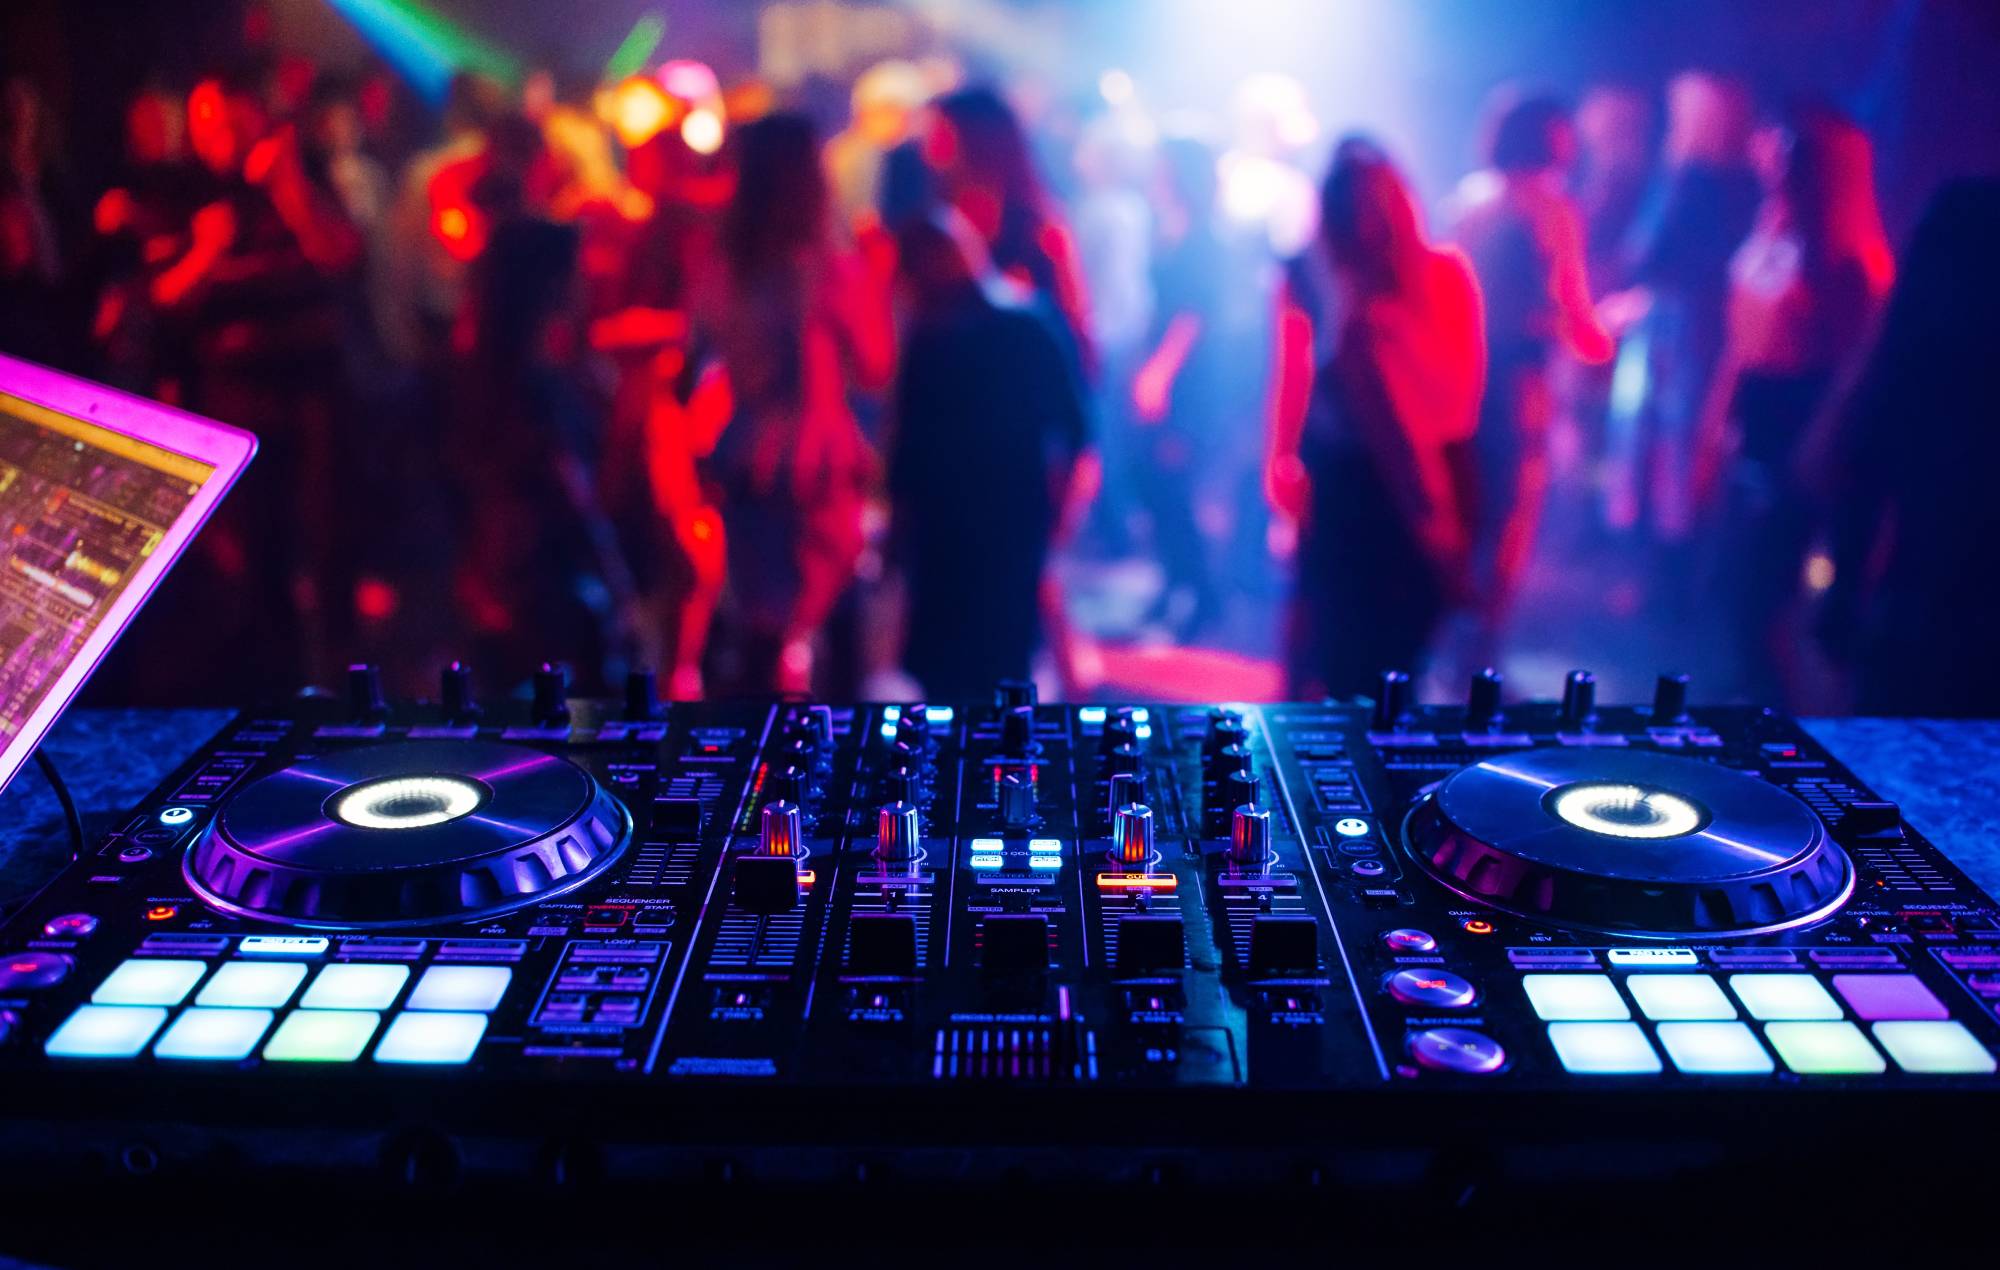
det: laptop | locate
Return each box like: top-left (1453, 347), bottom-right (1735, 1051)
top-left (0, 354), bottom-right (255, 793)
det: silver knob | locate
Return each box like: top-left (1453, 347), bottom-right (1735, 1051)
top-left (759, 801), bottom-right (803, 859)
top-left (1112, 803), bottom-right (1155, 866)
top-left (1230, 806), bottom-right (1272, 864)
top-left (875, 800), bottom-right (921, 861)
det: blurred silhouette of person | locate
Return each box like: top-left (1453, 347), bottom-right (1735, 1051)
top-left (0, 77), bottom-right (76, 368)
top-left (1807, 180), bottom-right (2000, 716)
top-left (1696, 105), bottom-right (1894, 706)
top-left (1574, 85), bottom-right (1657, 287)
top-left (1131, 133), bottom-right (1229, 638)
top-left (1600, 71), bottom-right (1760, 548)
top-left (888, 211), bottom-right (1090, 697)
top-left (692, 113), bottom-right (895, 695)
top-left (1269, 139), bottom-right (1486, 698)
top-left (926, 87), bottom-right (1095, 379)
top-left (1448, 92), bottom-right (1612, 650)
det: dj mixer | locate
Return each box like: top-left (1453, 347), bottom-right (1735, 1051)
top-left (3, 663), bottom-right (1999, 1206)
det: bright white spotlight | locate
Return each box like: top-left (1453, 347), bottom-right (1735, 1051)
top-left (681, 107), bottom-right (724, 156)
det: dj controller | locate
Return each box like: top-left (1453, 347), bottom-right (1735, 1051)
top-left (4, 663), bottom-right (1999, 1217)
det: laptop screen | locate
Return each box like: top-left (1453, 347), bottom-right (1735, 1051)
top-left (0, 368), bottom-right (251, 791)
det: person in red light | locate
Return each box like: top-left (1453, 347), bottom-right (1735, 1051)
top-left (1695, 104), bottom-right (1893, 706)
top-left (689, 113), bottom-right (895, 696)
top-left (1268, 138), bottom-right (1485, 698)
top-left (1447, 92), bottom-right (1612, 658)
top-left (924, 87), bottom-right (1096, 381)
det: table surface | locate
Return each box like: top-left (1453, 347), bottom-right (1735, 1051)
top-left (1, 710), bottom-right (1997, 914)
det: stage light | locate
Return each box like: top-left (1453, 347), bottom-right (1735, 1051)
top-left (659, 59), bottom-right (721, 105)
top-left (682, 107), bottom-right (725, 156)
top-left (323, 0), bottom-right (518, 104)
top-left (1098, 68), bottom-right (1135, 106)
top-left (603, 14), bottom-right (668, 84)
top-left (610, 77), bottom-right (673, 148)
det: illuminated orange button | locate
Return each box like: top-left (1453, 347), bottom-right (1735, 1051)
top-left (1095, 873), bottom-right (1177, 892)
top-left (1462, 918), bottom-right (1494, 936)
top-left (144, 905), bottom-right (178, 922)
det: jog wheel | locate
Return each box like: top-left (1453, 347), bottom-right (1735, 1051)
top-left (1402, 748), bottom-right (1852, 938)
top-left (185, 740), bottom-right (630, 928)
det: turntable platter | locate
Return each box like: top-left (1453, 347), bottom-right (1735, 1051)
top-left (1403, 749), bottom-right (1853, 938)
top-left (184, 740), bottom-right (631, 928)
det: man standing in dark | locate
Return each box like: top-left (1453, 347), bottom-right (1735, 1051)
top-left (888, 211), bottom-right (1090, 698)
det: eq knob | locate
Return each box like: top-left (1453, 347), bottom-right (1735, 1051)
top-left (1204, 709), bottom-right (1249, 755)
top-left (1229, 805), bottom-right (1272, 864)
top-left (439, 660), bottom-right (478, 722)
top-left (1560, 669), bottom-right (1597, 728)
top-left (1467, 667), bottom-right (1503, 726)
top-left (1208, 743), bottom-right (1252, 780)
top-left (896, 704), bottom-right (931, 748)
top-left (875, 801), bottom-right (922, 861)
top-left (1653, 672), bottom-right (1691, 723)
top-left (1107, 771), bottom-right (1146, 821)
top-left (1221, 770), bottom-right (1261, 816)
top-left (999, 705), bottom-right (1038, 755)
top-left (882, 765), bottom-right (922, 805)
top-left (766, 764), bottom-right (811, 806)
top-left (1372, 670), bottom-right (1413, 732)
top-left (1100, 708), bottom-right (1140, 751)
top-left (1103, 742), bottom-right (1143, 777)
top-left (532, 662), bottom-right (571, 726)
top-left (623, 669), bottom-right (663, 722)
top-left (801, 704), bottom-right (835, 750)
top-left (997, 772), bottom-right (1037, 831)
top-left (347, 663), bottom-right (386, 722)
top-left (1112, 803), bottom-right (1156, 865)
top-left (758, 800), bottom-right (803, 858)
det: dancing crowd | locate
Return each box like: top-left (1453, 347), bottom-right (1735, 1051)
top-left (2, 41), bottom-right (1995, 715)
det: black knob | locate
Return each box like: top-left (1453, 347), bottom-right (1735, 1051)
top-left (995, 679), bottom-right (1037, 711)
top-left (758, 800), bottom-right (803, 858)
top-left (1223, 769), bottom-right (1261, 812)
top-left (887, 737), bottom-right (926, 775)
top-left (347, 663), bottom-right (386, 721)
top-left (876, 800), bottom-right (922, 860)
top-left (1102, 742), bottom-right (1143, 777)
top-left (440, 661), bottom-right (478, 722)
top-left (624, 668), bottom-right (663, 722)
top-left (1652, 672), bottom-right (1691, 723)
top-left (1467, 667), bottom-right (1503, 725)
top-left (1107, 771), bottom-right (1146, 820)
top-left (1204, 709), bottom-right (1249, 755)
top-left (1372, 670), bottom-right (1413, 732)
top-left (882, 765), bottom-right (921, 805)
top-left (1100, 708), bottom-right (1139, 751)
top-left (896, 704), bottom-right (930, 747)
top-left (1229, 806), bottom-right (1272, 864)
top-left (532, 663), bottom-right (570, 726)
top-left (997, 773), bottom-right (1037, 830)
top-left (766, 764), bottom-right (811, 806)
top-left (1560, 669), bottom-right (1596, 728)
top-left (999, 705), bottom-right (1037, 755)
top-left (1841, 800), bottom-right (1902, 838)
top-left (800, 704), bottom-right (835, 750)
top-left (1209, 742), bottom-right (1252, 780)
top-left (1112, 803), bottom-right (1156, 865)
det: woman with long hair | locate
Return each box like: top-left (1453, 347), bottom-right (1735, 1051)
top-left (1694, 103), bottom-right (1893, 705)
top-left (1268, 138), bottom-right (1486, 697)
top-left (925, 87), bottom-right (1095, 378)
top-left (691, 112), bottom-right (895, 694)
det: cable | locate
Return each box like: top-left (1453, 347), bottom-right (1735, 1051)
top-left (34, 749), bottom-right (85, 862)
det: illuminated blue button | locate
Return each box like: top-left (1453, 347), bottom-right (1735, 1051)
top-left (92, 958), bottom-right (207, 1006)
top-left (1656, 1022), bottom-right (1774, 1074)
top-left (1765, 1021), bottom-right (1885, 1074)
top-left (1029, 855), bottom-right (1063, 870)
top-left (1627, 974), bottom-right (1736, 1020)
top-left (1522, 973), bottom-right (1629, 1021)
top-left (1333, 818), bottom-right (1370, 838)
top-left (153, 1007), bottom-right (274, 1060)
top-left (238, 935), bottom-right (329, 956)
top-left (374, 1011), bottom-right (488, 1064)
top-left (1028, 838), bottom-right (1063, 855)
top-left (1130, 709), bottom-right (1150, 724)
top-left (1605, 947), bottom-right (1698, 967)
top-left (301, 963), bottom-right (410, 1010)
top-left (1872, 1021), bottom-right (1996, 1074)
top-left (968, 854), bottom-right (1004, 870)
top-left (195, 961), bottom-right (306, 1008)
top-left (262, 1009), bottom-right (380, 1062)
top-left (158, 806), bottom-right (195, 826)
top-left (1547, 1022), bottom-right (1661, 1074)
top-left (406, 965), bottom-right (511, 1012)
top-left (925, 706), bottom-right (954, 726)
top-left (1832, 974), bottom-right (1949, 1021)
top-left (1077, 707), bottom-right (1107, 725)
top-left (45, 1005), bottom-right (168, 1058)
top-left (1731, 974), bottom-right (1842, 1020)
